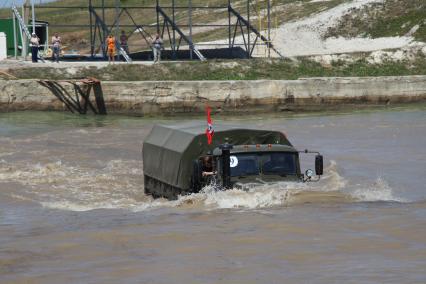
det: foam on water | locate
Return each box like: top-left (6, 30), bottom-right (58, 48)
top-left (0, 158), bottom-right (405, 212)
top-left (0, 159), bottom-right (145, 210)
top-left (351, 177), bottom-right (406, 202)
top-left (167, 161), bottom-right (353, 210)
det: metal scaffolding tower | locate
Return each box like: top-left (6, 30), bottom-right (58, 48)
top-left (24, 0), bottom-right (283, 61)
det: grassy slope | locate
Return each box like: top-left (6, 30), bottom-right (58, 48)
top-left (325, 0), bottom-right (426, 42)
top-left (1, 1), bottom-right (424, 81)
top-left (5, 56), bottom-right (426, 81)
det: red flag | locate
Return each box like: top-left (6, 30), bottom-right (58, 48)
top-left (205, 106), bottom-right (214, 145)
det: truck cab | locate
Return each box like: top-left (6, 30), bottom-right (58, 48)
top-left (194, 144), bottom-right (322, 192)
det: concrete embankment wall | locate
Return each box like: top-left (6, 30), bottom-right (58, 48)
top-left (1, 76), bottom-right (426, 114)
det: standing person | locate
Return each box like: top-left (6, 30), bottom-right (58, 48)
top-left (152, 34), bottom-right (163, 63)
top-left (51, 33), bottom-right (61, 63)
top-left (120, 30), bottom-right (129, 54)
top-left (30, 33), bottom-right (40, 63)
top-left (106, 34), bottom-right (116, 64)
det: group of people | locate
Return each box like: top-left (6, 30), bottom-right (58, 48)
top-left (106, 31), bottom-right (163, 64)
top-left (30, 32), bottom-right (61, 63)
top-left (30, 30), bottom-right (164, 64)
top-left (106, 31), bottom-right (129, 64)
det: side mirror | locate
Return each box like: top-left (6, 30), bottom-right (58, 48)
top-left (315, 155), bottom-right (323, 176)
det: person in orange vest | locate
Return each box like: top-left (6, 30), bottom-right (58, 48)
top-left (106, 34), bottom-right (116, 64)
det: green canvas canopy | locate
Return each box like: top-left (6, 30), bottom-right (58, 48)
top-left (143, 121), bottom-right (293, 190)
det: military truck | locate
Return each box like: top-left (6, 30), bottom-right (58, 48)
top-left (143, 122), bottom-right (323, 200)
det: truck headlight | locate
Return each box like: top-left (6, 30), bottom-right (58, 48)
top-left (305, 169), bottom-right (314, 178)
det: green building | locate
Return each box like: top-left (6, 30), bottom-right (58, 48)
top-left (0, 18), bottom-right (48, 57)
top-left (0, 18), bottom-right (21, 56)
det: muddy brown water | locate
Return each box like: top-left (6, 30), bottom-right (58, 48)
top-left (0, 107), bottom-right (425, 283)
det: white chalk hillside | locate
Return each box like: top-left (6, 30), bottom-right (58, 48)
top-left (202, 0), bottom-right (425, 61)
top-left (275, 0), bottom-right (413, 56)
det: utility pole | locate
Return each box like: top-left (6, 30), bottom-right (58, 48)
top-left (156, 0), bottom-right (160, 35)
top-left (102, 0), bottom-right (106, 44)
top-left (23, 0), bottom-right (30, 60)
top-left (13, 11), bottom-right (17, 59)
top-left (247, 0), bottom-right (250, 58)
top-left (228, 0), bottom-right (231, 55)
top-left (31, 0), bottom-right (35, 35)
top-left (267, 0), bottom-right (271, 58)
top-left (89, 0), bottom-right (94, 58)
top-left (115, 0), bottom-right (120, 61)
top-left (172, 0), bottom-right (176, 59)
top-left (189, 0), bottom-right (193, 60)
top-left (23, 0), bottom-right (30, 29)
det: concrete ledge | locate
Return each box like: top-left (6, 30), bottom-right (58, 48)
top-left (1, 76), bottom-right (426, 114)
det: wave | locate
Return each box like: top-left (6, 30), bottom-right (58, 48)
top-left (351, 176), bottom-right (406, 203)
top-left (0, 159), bottom-right (406, 212)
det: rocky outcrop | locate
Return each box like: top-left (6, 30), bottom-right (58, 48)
top-left (1, 76), bottom-right (426, 115)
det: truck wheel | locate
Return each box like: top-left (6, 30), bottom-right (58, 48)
top-left (144, 175), bottom-right (151, 196)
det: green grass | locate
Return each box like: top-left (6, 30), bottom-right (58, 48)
top-left (5, 56), bottom-right (426, 81)
top-left (325, 0), bottom-right (426, 42)
top-left (368, 10), bottom-right (426, 42)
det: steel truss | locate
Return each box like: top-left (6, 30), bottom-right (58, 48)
top-left (29, 0), bottom-right (282, 61)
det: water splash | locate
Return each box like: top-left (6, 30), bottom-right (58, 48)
top-left (317, 160), bottom-right (347, 191)
top-left (0, 159), bottom-right (405, 212)
top-left (351, 177), bottom-right (405, 202)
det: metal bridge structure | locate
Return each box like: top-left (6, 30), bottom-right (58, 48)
top-left (17, 0), bottom-right (283, 61)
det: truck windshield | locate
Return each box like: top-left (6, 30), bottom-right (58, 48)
top-left (230, 154), bottom-right (260, 177)
top-left (262, 152), bottom-right (297, 175)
